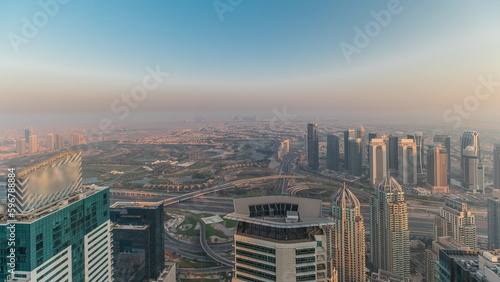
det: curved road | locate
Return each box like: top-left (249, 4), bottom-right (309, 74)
top-left (158, 175), bottom-right (303, 206)
top-left (277, 153), bottom-right (298, 194)
top-left (165, 224), bottom-right (232, 252)
top-left (187, 214), bottom-right (234, 267)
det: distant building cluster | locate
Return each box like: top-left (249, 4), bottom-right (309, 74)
top-left (15, 126), bottom-right (89, 156)
top-left (305, 124), bottom-right (500, 195)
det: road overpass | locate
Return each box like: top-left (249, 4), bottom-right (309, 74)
top-left (159, 175), bottom-right (303, 206)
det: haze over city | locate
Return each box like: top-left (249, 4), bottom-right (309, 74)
top-left (1, 1), bottom-right (500, 129)
top-left (2, 1), bottom-right (500, 282)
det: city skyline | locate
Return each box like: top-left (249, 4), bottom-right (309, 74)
top-left (1, 1), bottom-right (500, 128)
top-left (2, 1), bottom-right (500, 281)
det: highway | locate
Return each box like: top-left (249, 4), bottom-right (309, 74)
top-left (185, 214), bottom-right (234, 266)
top-left (156, 175), bottom-right (303, 206)
top-left (277, 152), bottom-right (298, 194)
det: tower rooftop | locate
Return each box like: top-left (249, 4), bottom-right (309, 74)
top-left (378, 176), bottom-right (403, 193)
top-left (331, 183), bottom-right (360, 209)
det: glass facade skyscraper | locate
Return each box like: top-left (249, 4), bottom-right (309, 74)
top-left (326, 134), bottom-right (340, 171)
top-left (110, 202), bottom-right (165, 281)
top-left (307, 124), bottom-right (319, 170)
top-left (0, 151), bottom-right (112, 282)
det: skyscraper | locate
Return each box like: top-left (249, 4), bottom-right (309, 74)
top-left (344, 127), bottom-right (365, 170)
top-left (28, 135), bottom-right (37, 154)
top-left (15, 139), bottom-right (26, 155)
top-left (488, 190), bottom-right (500, 249)
top-left (326, 134), bottom-right (340, 171)
top-left (46, 134), bottom-right (55, 150)
top-left (24, 126), bottom-right (33, 142)
top-left (461, 131), bottom-right (480, 171)
top-left (494, 144), bottom-right (500, 190)
top-left (227, 196), bottom-right (335, 281)
top-left (348, 138), bottom-right (362, 176)
top-left (329, 184), bottom-right (366, 282)
top-left (55, 134), bottom-right (64, 149)
top-left (70, 133), bottom-right (85, 147)
top-left (434, 135), bottom-right (451, 183)
top-left (407, 132), bottom-right (424, 173)
top-left (277, 139), bottom-right (290, 159)
top-left (111, 202), bottom-right (165, 281)
top-left (388, 136), bottom-right (399, 172)
top-left (370, 176), bottom-right (410, 278)
top-left (0, 151), bottom-right (113, 281)
top-left (307, 123), bottom-right (319, 170)
top-left (434, 198), bottom-right (478, 249)
top-left (398, 139), bottom-right (417, 185)
top-left (369, 138), bottom-right (388, 185)
top-left (463, 146), bottom-right (481, 193)
top-left (427, 144), bottom-right (449, 193)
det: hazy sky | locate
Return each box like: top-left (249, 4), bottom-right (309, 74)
top-left (1, 1), bottom-right (500, 127)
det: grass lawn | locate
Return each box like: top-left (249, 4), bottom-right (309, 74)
top-left (176, 217), bottom-right (199, 236)
top-left (163, 170), bottom-right (200, 178)
top-left (178, 258), bottom-right (219, 268)
top-left (224, 218), bottom-right (238, 228)
top-left (189, 162), bottom-right (212, 169)
top-left (236, 188), bottom-right (263, 198)
top-left (205, 225), bottom-right (227, 240)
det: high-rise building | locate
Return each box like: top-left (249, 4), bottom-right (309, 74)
top-left (344, 127), bottom-right (365, 170)
top-left (46, 134), bottom-right (55, 150)
top-left (111, 202), bottom-right (165, 281)
top-left (434, 249), bottom-right (500, 282)
top-left (24, 126), bottom-right (33, 142)
top-left (463, 146), bottom-right (482, 193)
top-left (407, 132), bottom-right (424, 173)
top-left (326, 134), bottom-right (340, 171)
top-left (370, 176), bottom-right (410, 278)
top-left (307, 124), bottom-right (319, 170)
top-left (70, 133), bottom-right (85, 147)
top-left (55, 134), bottom-right (64, 149)
top-left (488, 190), bottom-right (500, 250)
top-left (461, 131), bottom-right (480, 170)
top-left (494, 144), bottom-right (500, 190)
top-left (278, 140), bottom-right (290, 159)
top-left (434, 249), bottom-right (484, 282)
top-left (329, 184), bottom-right (366, 282)
top-left (0, 151), bottom-right (113, 281)
top-left (434, 135), bottom-right (451, 183)
top-left (28, 135), bottom-right (38, 154)
top-left (424, 236), bottom-right (470, 282)
top-left (434, 198), bottom-right (477, 249)
top-left (344, 130), bottom-right (354, 168)
top-left (368, 132), bottom-right (377, 142)
top-left (388, 136), bottom-right (399, 172)
top-left (369, 138), bottom-right (388, 185)
top-left (427, 144), bottom-right (449, 193)
top-left (348, 138), bottom-right (363, 176)
top-left (15, 139), bottom-right (26, 155)
top-left (398, 139), bottom-right (417, 185)
top-left (226, 196), bottom-right (335, 282)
